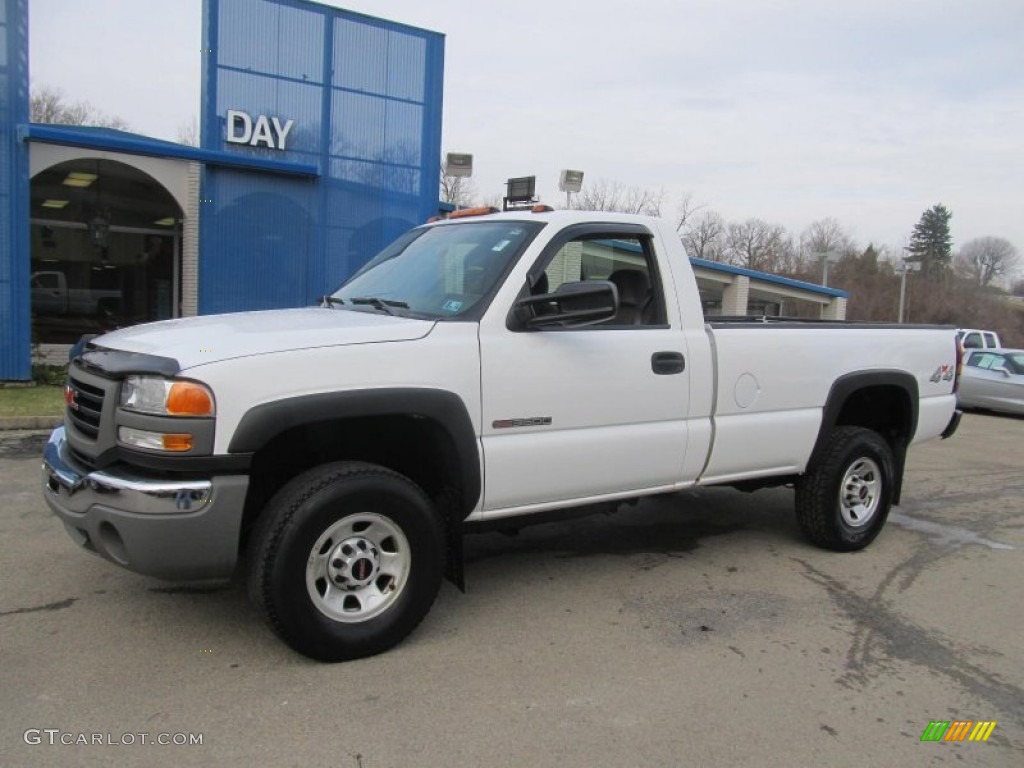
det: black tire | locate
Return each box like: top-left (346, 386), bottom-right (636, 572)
top-left (247, 461), bottom-right (445, 662)
top-left (795, 426), bottom-right (894, 552)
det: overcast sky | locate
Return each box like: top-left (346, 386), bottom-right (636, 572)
top-left (29, 0), bottom-right (1024, 256)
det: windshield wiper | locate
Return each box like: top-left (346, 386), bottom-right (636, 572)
top-left (320, 295), bottom-right (346, 309)
top-left (349, 296), bottom-right (409, 316)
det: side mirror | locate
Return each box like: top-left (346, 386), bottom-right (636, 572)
top-left (510, 280), bottom-right (618, 330)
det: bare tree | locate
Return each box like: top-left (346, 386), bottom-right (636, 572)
top-left (572, 178), bottom-right (663, 216)
top-left (480, 194), bottom-right (503, 211)
top-left (177, 117), bottom-right (200, 147)
top-left (439, 156), bottom-right (478, 208)
top-left (955, 237), bottom-right (1020, 287)
top-left (724, 218), bottom-right (794, 272)
top-left (681, 210), bottom-right (725, 261)
top-left (801, 217), bottom-right (853, 257)
top-left (30, 84), bottom-right (130, 130)
top-left (674, 192), bottom-right (704, 233)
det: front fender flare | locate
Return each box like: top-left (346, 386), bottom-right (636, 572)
top-left (228, 388), bottom-right (481, 517)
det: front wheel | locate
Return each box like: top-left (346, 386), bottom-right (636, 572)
top-left (248, 461), bottom-right (445, 661)
top-left (795, 427), bottom-right (895, 552)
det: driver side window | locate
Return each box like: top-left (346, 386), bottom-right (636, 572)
top-left (536, 235), bottom-right (665, 326)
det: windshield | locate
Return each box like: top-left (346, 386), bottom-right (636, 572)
top-left (331, 220), bottom-right (544, 319)
top-left (1005, 353), bottom-right (1024, 374)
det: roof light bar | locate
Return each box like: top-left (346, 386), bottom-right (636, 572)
top-left (448, 206), bottom-right (499, 219)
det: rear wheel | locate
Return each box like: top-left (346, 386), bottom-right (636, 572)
top-left (795, 427), bottom-right (894, 551)
top-left (248, 461), bottom-right (445, 661)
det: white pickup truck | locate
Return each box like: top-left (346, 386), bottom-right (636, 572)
top-left (42, 209), bottom-right (962, 661)
top-left (31, 270), bottom-right (122, 318)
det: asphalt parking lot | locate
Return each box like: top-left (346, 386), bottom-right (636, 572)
top-left (1, 413), bottom-right (1021, 767)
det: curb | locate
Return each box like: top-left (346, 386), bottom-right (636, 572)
top-left (0, 416), bottom-right (63, 431)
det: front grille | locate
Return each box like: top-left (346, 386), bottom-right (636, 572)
top-left (67, 376), bottom-right (106, 438)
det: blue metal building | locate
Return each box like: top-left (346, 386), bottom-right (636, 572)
top-left (1, 0), bottom-right (31, 380)
top-left (0, 0), bottom-right (444, 379)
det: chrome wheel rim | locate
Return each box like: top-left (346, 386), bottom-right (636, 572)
top-left (839, 457), bottom-right (881, 528)
top-left (306, 512), bottom-right (411, 623)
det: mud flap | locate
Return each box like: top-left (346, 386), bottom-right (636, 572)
top-left (445, 513), bottom-right (465, 592)
top-left (438, 488), bottom-right (465, 592)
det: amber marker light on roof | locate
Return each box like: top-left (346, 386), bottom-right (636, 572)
top-left (448, 206), bottom-right (499, 219)
top-left (531, 204), bottom-right (554, 213)
top-left (166, 381), bottom-right (215, 416)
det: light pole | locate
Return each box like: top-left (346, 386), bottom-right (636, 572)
top-left (897, 259), bottom-right (921, 323)
top-left (812, 251), bottom-right (840, 287)
top-left (445, 152), bottom-right (473, 212)
top-left (559, 169), bottom-right (584, 209)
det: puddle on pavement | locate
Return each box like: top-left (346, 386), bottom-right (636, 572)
top-left (0, 430), bottom-right (50, 459)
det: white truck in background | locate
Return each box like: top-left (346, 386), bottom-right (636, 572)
top-left (956, 328), bottom-right (1003, 353)
top-left (31, 270), bottom-right (122, 318)
top-left (42, 209), bottom-right (962, 662)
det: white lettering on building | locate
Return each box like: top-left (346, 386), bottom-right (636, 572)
top-left (225, 109), bottom-right (295, 151)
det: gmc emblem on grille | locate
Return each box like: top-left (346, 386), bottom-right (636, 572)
top-left (64, 385), bottom-right (79, 411)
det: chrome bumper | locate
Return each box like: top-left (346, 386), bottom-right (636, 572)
top-left (41, 426), bottom-right (249, 580)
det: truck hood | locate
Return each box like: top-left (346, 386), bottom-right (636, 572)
top-left (93, 307), bottom-right (436, 370)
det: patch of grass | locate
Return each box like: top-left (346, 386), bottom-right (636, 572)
top-left (0, 385), bottom-right (65, 418)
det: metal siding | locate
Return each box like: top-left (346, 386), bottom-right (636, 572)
top-left (201, 0), bottom-right (444, 313)
top-left (323, 175), bottom-right (420, 279)
top-left (199, 168), bottom-right (314, 314)
top-left (333, 18), bottom-right (387, 95)
top-left (0, 0), bottom-right (30, 379)
top-left (386, 31), bottom-right (426, 102)
top-left (331, 90), bottom-right (385, 160)
top-left (384, 99), bottom-right (423, 168)
top-left (218, 0), bottom-right (324, 84)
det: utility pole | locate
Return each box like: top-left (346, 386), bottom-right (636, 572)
top-left (812, 251), bottom-right (840, 287)
top-left (897, 259), bottom-right (921, 323)
top-left (445, 152), bottom-right (473, 213)
top-left (559, 169), bottom-right (584, 210)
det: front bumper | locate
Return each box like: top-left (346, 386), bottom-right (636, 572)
top-left (41, 426), bottom-right (248, 580)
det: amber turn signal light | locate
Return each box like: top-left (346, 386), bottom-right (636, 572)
top-left (166, 381), bottom-right (215, 416)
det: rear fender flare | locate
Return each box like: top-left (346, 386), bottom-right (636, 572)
top-left (810, 371), bottom-right (918, 503)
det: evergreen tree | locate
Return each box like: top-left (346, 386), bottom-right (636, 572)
top-left (858, 244), bottom-right (879, 274)
top-left (907, 204), bottom-right (953, 277)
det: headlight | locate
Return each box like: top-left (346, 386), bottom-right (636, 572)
top-left (120, 376), bottom-right (215, 417)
